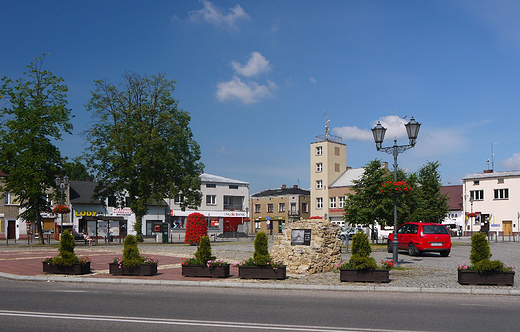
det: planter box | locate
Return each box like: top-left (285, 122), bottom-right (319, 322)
top-left (109, 263), bottom-right (158, 276)
top-left (42, 262), bottom-right (91, 275)
top-left (182, 264), bottom-right (230, 278)
top-left (458, 270), bottom-right (515, 286)
top-left (340, 269), bottom-right (390, 283)
top-left (238, 266), bottom-right (286, 280)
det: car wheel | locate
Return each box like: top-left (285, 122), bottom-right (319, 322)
top-left (408, 243), bottom-right (418, 256)
top-left (440, 250), bottom-right (450, 257)
top-left (387, 241), bottom-right (393, 253)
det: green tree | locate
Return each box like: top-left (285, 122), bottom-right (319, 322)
top-left (343, 159), bottom-right (390, 227)
top-left (62, 157), bottom-right (92, 181)
top-left (409, 161), bottom-right (449, 223)
top-left (84, 72), bottom-right (204, 240)
top-left (0, 55), bottom-right (72, 244)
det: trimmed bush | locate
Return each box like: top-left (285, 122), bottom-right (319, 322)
top-left (470, 233), bottom-right (491, 265)
top-left (184, 212), bottom-right (208, 244)
top-left (474, 259), bottom-right (507, 274)
top-left (253, 232), bottom-right (271, 266)
top-left (195, 236), bottom-right (216, 265)
top-left (52, 230), bottom-right (78, 266)
top-left (351, 232), bottom-right (372, 258)
top-left (121, 235), bottom-right (144, 268)
top-left (347, 254), bottom-right (378, 270)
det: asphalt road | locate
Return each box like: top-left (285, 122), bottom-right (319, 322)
top-left (1, 279), bottom-right (520, 332)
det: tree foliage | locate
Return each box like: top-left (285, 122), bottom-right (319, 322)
top-left (61, 157), bottom-right (92, 181)
top-left (343, 159), bottom-right (449, 228)
top-left (84, 72), bottom-right (204, 240)
top-left (0, 55), bottom-right (72, 244)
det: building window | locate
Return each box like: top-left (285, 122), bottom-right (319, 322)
top-left (335, 147), bottom-right (340, 156)
top-left (267, 203), bottom-right (273, 213)
top-left (290, 202), bottom-right (297, 214)
top-left (279, 203), bottom-right (285, 212)
top-left (470, 190), bottom-right (484, 200)
top-left (4, 192), bottom-right (18, 205)
top-left (473, 180), bottom-right (480, 185)
top-left (498, 178), bottom-right (505, 184)
top-left (302, 202), bottom-right (308, 213)
top-left (335, 163), bottom-right (340, 172)
top-left (206, 195), bottom-right (216, 205)
top-left (316, 180), bottom-right (323, 189)
top-left (108, 196), bottom-right (117, 207)
top-left (316, 162), bottom-right (323, 172)
top-left (125, 197), bottom-right (131, 207)
top-left (316, 146), bottom-right (323, 156)
top-left (173, 195), bottom-right (181, 205)
top-left (330, 197), bottom-right (337, 208)
top-left (338, 196), bottom-right (345, 208)
top-left (316, 197), bottom-right (323, 209)
top-left (206, 183), bottom-right (216, 188)
top-left (494, 188), bottom-right (509, 200)
top-left (229, 185), bottom-right (238, 189)
top-left (254, 204), bottom-right (261, 213)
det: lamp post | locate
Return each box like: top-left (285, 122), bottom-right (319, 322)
top-left (55, 175), bottom-right (70, 236)
top-left (372, 117), bottom-right (421, 267)
top-left (470, 197), bottom-right (474, 236)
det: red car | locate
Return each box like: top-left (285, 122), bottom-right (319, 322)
top-left (387, 222), bottom-right (451, 257)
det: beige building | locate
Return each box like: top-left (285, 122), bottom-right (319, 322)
top-left (309, 123), bottom-right (347, 220)
top-left (250, 185), bottom-right (310, 234)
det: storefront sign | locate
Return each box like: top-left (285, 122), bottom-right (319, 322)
top-left (291, 229), bottom-right (311, 245)
top-left (114, 208), bottom-right (133, 216)
top-left (75, 211), bottom-right (103, 217)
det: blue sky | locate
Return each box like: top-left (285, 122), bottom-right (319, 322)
top-left (2, 1), bottom-right (520, 195)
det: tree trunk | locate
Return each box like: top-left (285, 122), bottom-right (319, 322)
top-left (134, 214), bottom-right (143, 242)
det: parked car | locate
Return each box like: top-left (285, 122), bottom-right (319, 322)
top-left (387, 222), bottom-right (451, 257)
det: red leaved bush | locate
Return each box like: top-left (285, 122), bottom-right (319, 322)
top-left (184, 212), bottom-right (208, 244)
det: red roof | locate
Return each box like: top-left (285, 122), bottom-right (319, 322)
top-left (440, 185), bottom-right (463, 211)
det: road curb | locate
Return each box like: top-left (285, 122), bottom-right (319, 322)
top-left (1, 271), bottom-right (518, 296)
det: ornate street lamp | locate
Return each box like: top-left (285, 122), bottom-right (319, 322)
top-left (55, 175), bottom-right (70, 235)
top-left (372, 117), bottom-right (421, 267)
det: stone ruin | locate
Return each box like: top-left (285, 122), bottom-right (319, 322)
top-left (270, 218), bottom-right (342, 275)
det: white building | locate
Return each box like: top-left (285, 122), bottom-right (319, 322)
top-left (169, 173), bottom-right (250, 236)
top-left (463, 170), bottom-right (520, 236)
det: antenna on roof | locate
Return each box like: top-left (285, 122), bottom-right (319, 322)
top-left (324, 109), bottom-right (330, 140)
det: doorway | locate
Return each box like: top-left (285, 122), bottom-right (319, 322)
top-left (503, 220), bottom-right (513, 236)
top-left (7, 220), bottom-right (16, 239)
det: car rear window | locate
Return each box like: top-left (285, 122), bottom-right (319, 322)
top-left (423, 225), bottom-right (448, 234)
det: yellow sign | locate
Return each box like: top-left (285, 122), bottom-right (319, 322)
top-left (75, 211), bottom-right (102, 217)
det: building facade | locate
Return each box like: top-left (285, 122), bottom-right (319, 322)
top-left (250, 185), bottom-right (310, 234)
top-left (463, 170), bottom-right (520, 236)
top-left (309, 129), bottom-right (347, 220)
top-left (168, 173), bottom-right (250, 237)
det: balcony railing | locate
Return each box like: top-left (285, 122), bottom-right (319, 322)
top-left (224, 205), bottom-right (243, 211)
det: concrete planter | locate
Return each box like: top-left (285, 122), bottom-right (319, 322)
top-left (340, 269), bottom-right (390, 283)
top-left (181, 264), bottom-right (230, 278)
top-left (238, 265), bottom-right (286, 280)
top-left (109, 263), bottom-right (158, 276)
top-left (42, 262), bottom-right (91, 275)
top-left (458, 270), bottom-right (514, 286)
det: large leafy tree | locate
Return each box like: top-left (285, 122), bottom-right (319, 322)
top-left (409, 161), bottom-right (449, 223)
top-left (343, 159), bottom-right (389, 227)
top-left (84, 72), bottom-right (204, 240)
top-left (0, 55), bottom-right (72, 244)
top-left (62, 157), bottom-right (92, 181)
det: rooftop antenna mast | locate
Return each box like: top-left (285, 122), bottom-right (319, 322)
top-left (491, 143), bottom-right (495, 171)
top-left (324, 109), bottom-right (330, 140)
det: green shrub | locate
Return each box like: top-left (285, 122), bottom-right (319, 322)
top-left (343, 254), bottom-right (378, 270)
top-left (195, 236), bottom-right (215, 265)
top-left (351, 232), bottom-right (371, 257)
top-left (474, 259), bottom-right (507, 274)
top-left (52, 230), bottom-right (78, 266)
top-left (121, 235), bottom-right (144, 268)
top-left (253, 232), bottom-right (271, 266)
top-left (470, 233), bottom-right (491, 265)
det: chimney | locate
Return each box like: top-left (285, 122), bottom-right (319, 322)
top-left (483, 170), bottom-right (493, 173)
top-left (293, 185), bottom-right (298, 189)
top-left (281, 184), bottom-right (286, 189)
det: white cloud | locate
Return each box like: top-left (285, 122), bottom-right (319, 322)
top-left (188, 0), bottom-right (250, 30)
top-left (231, 52), bottom-right (271, 77)
top-left (333, 126), bottom-right (373, 141)
top-left (500, 153), bottom-right (520, 170)
top-left (218, 146), bottom-right (229, 155)
top-left (309, 77), bottom-right (316, 84)
top-left (216, 76), bottom-right (276, 104)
